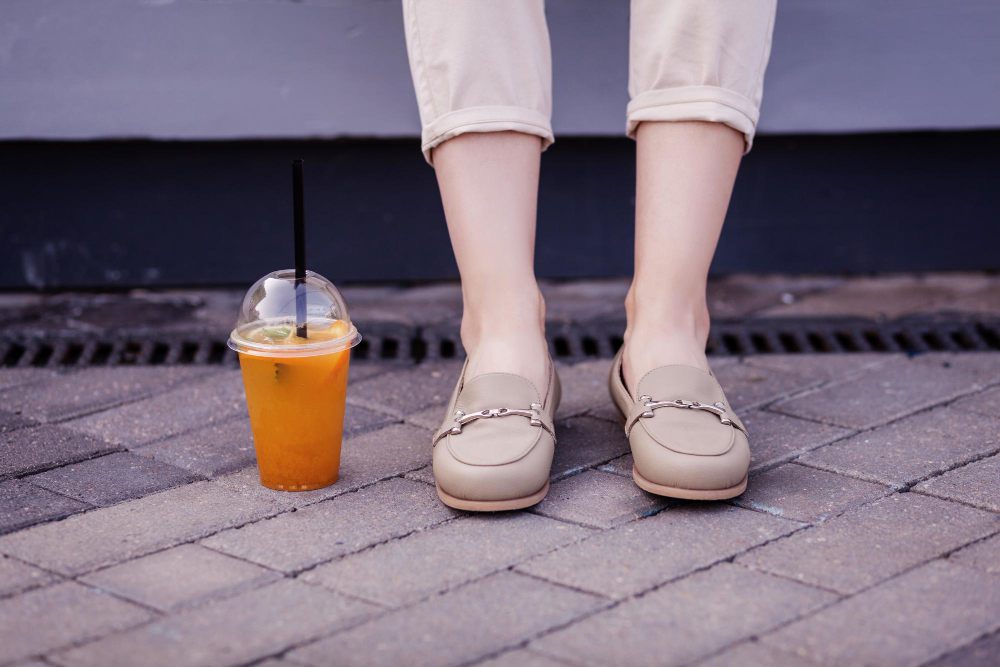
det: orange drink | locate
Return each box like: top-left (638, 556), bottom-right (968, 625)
top-left (237, 323), bottom-right (351, 490)
top-left (229, 270), bottom-right (362, 491)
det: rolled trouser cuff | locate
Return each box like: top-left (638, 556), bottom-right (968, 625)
top-left (626, 86), bottom-right (760, 154)
top-left (421, 106), bottom-right (554, 166)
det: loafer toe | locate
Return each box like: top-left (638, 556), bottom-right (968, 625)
top-left (629, 425), bottom-right (750, 492)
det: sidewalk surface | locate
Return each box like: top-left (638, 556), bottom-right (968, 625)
top-left (1, 274), bottom-right (999, 666)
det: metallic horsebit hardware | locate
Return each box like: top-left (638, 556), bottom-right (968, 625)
top-left (441, 403), bottom-right (556, 442)
top-left (625, 396), bottom-right (732, 437)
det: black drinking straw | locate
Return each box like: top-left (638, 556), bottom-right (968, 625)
top-left (292, 159), bottom-right (308, 338)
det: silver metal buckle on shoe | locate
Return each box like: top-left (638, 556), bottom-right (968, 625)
top-left (436, 403), bottom-right (556, 443)
top-left (624, 396), bottom-right (733, 437)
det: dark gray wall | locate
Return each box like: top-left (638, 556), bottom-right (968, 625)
top-left (3, 132), bottom-right (998, 289)
top-left (2, 0), bottom-right (998, 140)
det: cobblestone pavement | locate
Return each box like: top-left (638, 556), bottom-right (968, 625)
top-left (1, 275), bottom-right (1000, 666)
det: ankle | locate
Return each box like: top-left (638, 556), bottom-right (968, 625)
top-left (624, 283), bottom-right (710, 350)
top-left (459, 286), bottom-right (550, 392)
top-left (460, 285), bottom-right (547, 356)
top-left (625, 316), bottom-right (709, 351)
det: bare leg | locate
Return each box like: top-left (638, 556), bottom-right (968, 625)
top-left (432, 131), bottom-right (550, 394)
top-left (623, 121), bottom-right (744, 395)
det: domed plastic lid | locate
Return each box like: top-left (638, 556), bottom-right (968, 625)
top-left (228, 269), bottom-right (361, 357)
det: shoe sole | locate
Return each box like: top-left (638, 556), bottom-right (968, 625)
top-left (632, 465), bottom-right (747, 500)
top-left (435, 480), bottom-right (550, 512)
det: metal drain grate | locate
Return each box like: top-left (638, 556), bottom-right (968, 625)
top-left (424, 316), bottom-right (1000, 362)
top-left (2, 316), bottom-right (998, 369)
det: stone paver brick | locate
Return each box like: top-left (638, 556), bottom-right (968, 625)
top-left (0, 480), bottom-right (90, 534)
top-left (754, 274), bottom-right (991, 320)
top-left (301, 513), bottom-right (591, 608)
top-left (342, 403), bottom-right (399, 436)
top-left (0, 409), bottom-right (36, 434)
top-left (693, 640), bottom-right (819, 667)
top-left (516, 503), bottom-right (798, 599)
top-left (64, 370), bottom-right (247, 447)
top-left (338, 423), bottom-right (433, 488)
top-left (925, 630), bottom-right (1000, 667)
top-left (553, 359), bottom-right (614, 419)
top-left (712, 361), bottom-right (823, 412)
top-left (587, 401), bottom-right (621, 425)
top-left (347, 362), bottom-right (463, 417)
top-left (0, 554), bottom-right (59, 597)
top-left (949, 533), bottom-right (1000, 576)
top-left (0, 480), bottom-right (288, 575)
top-left (532, 563), bottom-right (836, 667)
top-left (347, 361), bottom-right (394, 384)
top-left (351, 283), bottom-right (462, 327)
top-left (738, 410), bottom-right (854, 475)
top-left (403, 403), bottom-right (446, 432)
top-left (914, 454), bottom-right (1000, 512)
top-left (338, 284), bottom-right (403, 306)
top-left (745, 353), bottom-right (893, 387)
top-left (774, 353), bottom-right (1000, 430)
top-left (0, 366), bottom-right (211, 422)
top-left (532, 470), bottom-right (667, 529)
top-left (549, 416), bottom-right (629, 481)
top-left (596, 453), bottom-right (633, 478)
top-left (762, 560), bottom-right (1000, 666)
top-left (475, 648), bottom-right (578, 667)
top-left (734, 463), bottom-right (890, 523)
top-left (404, 464), bottom-right (435, 486)
top-left (952, 385), bottom-right (1000, 419)
top-left (707, 274), bottom-right (847, 319)
top-left (0, 581), bottom-right (152, 664)
top-left (135, 416), bottom-right (256, 478)
top-left (798, 406), bottom-right (1000, 488)
top-left (947, 278), bottom-right (1000, 314)
top-left (202, 477), bottom-right (457, 572)
top-left (918, 352), bottom-right (1000, 381)
top-left (29, 452), bottom-right (199, 506)
top-left (1, 425), bottom-right (120, 478)
top-left (542, 279), bottom-right (628, 323)
top-left (288, 571), bottom-right (606, 667)
top-left (738, 493), bottom-right (1000, 595)
top-left (55, 580), bottom-right (377, 667)
top-left (0, 368), bottom-right (55, 392)
top-left (80, 543), bottom-right (278, 612)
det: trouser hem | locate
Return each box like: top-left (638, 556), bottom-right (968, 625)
top-left (420, 106), bottom-right (554, 165)
top-left (626, 86), bottom-right (760, 153)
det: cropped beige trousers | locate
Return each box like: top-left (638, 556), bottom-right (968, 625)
top-left (402, 0), bottom-right (777, 165)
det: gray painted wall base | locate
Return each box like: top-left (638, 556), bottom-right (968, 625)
top-left (2, 0), bottom-right (998, 139)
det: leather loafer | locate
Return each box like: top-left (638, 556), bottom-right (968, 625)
top-left (608, 347), bottom-right (749, 500)
top-left (432, 359), bottom-right (560, 511)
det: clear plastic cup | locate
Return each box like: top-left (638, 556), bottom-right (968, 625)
top-left (228, 270), bottom-right (361, 491)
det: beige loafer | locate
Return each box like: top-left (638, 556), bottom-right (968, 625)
top-left (608, 347), bottom-right (749, 500)
top-left (432, 359), bottom-right (560, 511)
